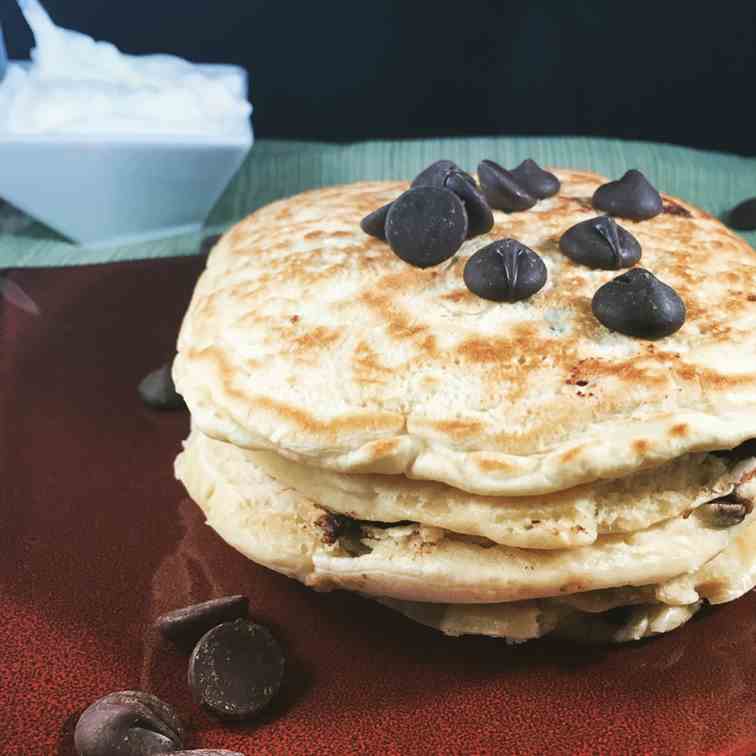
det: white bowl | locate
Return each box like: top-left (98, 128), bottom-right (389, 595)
top-left (0, 63), bottom-right (253, 248)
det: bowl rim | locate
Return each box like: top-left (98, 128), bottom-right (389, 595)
top-left (0, 61), bottom-right (254, 147)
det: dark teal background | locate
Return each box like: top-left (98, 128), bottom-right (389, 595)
top-left (3, 0), bottom-right (756, 155)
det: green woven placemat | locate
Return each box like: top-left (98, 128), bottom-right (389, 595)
top-left (2, 137), bottom-right (755, 268)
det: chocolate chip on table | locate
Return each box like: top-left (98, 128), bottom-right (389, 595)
top-left (700, 496), bottom-right (753, 527)
top-left (156, 595), bottom-right (249, 646)
top-left (592, 169), bottom-right (663, 220)
top-left (727, 197), bottom-right (756, 231)
top-left (188, 619), bottom-right (285, 721)
top-left (463, 239), bottom-right (547, 302)
top-left (316, 513), bottom-right (355, 545)
top-left (559, 215), bottom-right (641, 270)
top-left (591, 268), bottom-right (685, 339)
top-left (74, 690), bottom-right (184, 756)
top-left (360, 201), bottom-right (392, 240)
top-left (138, 363), bottom-right (185, 410)
top-left (602, 605), bottom-right (634, 626)
top-left (477, 159), bottom-right (537, 212)
top-left (510, 158), bottom-right (560, 199)
top-left (385, 186), bottom-right (468, 268)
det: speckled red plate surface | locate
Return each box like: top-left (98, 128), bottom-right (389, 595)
top-left (2, 256), bottom-right (755, 756)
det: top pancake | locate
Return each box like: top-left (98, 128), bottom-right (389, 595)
top-left (175, 169), bottom-right (756, 496)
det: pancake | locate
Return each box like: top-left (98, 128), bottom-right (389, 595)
top-left (175, 431), bottom-right (756, 605)
top-left (247, 446), bottom-right (747, 549)
top-left (378, 520), bottom-right (756, 642)
top-left (374, 596), bottom-right (701, 644)
top-left (174, 170), bottom-right (756, 496)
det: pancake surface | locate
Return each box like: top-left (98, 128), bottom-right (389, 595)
top-left (175, 171), bottom-right (756, 495)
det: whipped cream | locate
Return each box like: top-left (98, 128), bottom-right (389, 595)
top-left (0, 0), bottom-right (252, 138)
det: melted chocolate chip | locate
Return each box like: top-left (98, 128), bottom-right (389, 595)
top-left (385, 186), bottom-right (468, 268)
top-left (360, 202), bottom-right (392, 240)
top-left (477, 160), bottom-right (537, 212)
top-left (156, 596), bottom-right (249, 647)
top-left (592, 169), bottom-right (663, 220)
top-left (700, 496), bottom-right (753, 527)
top-left (74, 691), bottom-right (184, 756)
top-left (559, 215), bottom-right (641, 270)
top-left (511, 159), bottom-right (560, 199)
top-left (445, 171), bottom-right (494, 238)
top-left (188, 619), bottom-right (285, 721)
top-left (316, 513), bottom-right (354, 545)
top-left (591, 268), bottom-right (685, 339)
top-left (138, 363), bottom-right (185, 410)
top-left (411, 159), bottom-right (474, 189)
top-left (727, 197), bottom-right (756, 231)
top-left (463, 239), bottom-right (547, 302)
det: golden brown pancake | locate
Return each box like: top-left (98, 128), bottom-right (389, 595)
top-left (175, 171), bottom-right (756, 496)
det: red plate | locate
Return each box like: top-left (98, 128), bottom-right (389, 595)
top-left (2, 256), bottom-right (754, 756)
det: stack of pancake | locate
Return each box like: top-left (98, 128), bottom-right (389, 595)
top-left (174, 168), bottom-right (756, 643)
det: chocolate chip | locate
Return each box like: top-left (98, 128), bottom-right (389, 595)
top-left (385, 186), bottom-right (468, 268)
top-left (445, 171), bottom-right (494, 238)
top-left (316, 513), bottom-right (352, 545)
top-left (138, 363), bottom-right (185, 410)
top-left (411, 159), bottom-right (474, 189)
top-left (510, 159), bottom-right (560, 199)
top-left (591, 268), bottom-right (685, 339)
top-left (156, 596), bottom-right (249, 647)
top-left (477, 160), bottom-right (536, 212)
top-left (360, 201), bottom-right (392, 240)
top-left (188, 619), bottom-right (285, 721)
top-left (700, 496), bottom-right (752, 528)
top-left (463, 239), bottom-right (547, 302)
top-left (727, 197), bottom-right (756, 231)
top-left (316, 513), bottom-right (371, 555)
top-left (592, 169), bottom-right (663, 220)
top-left (559, 215), bottom-right (641, 270)
top-left (74, 690), bottom-right (184, 756)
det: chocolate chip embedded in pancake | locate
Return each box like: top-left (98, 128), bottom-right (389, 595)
top-left (714, 438), bottom-right (756, 462)
top-left (156, 595), bottom-right (249, 646)
top-left (74, 691), bottom-right (184, 756)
